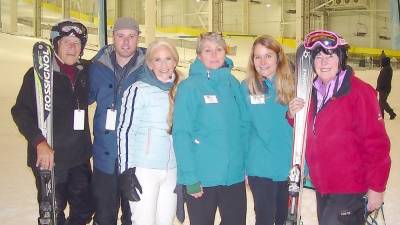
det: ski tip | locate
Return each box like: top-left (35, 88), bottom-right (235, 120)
top-left (32, 42), bottom-right (54, 61)
top-left (33, 42), bottom-right (54, 52)
top-left (296, 43), bottom-right (306, 56)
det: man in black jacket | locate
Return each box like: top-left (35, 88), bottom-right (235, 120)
top-left (377, 56), bottom-right (396, 120)
top-left (11, 19), bottom-right (93, 225)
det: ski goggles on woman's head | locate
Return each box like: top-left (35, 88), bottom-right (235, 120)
top-left (58, 21), bottom-right (87, 36)
top-left (304, 30), bottom-right (347, 50)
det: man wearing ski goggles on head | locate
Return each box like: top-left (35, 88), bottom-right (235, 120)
top-left (58, 21), bottom-right (87, 35)
top-left (11, 19), bottom-right (93, 225)
top-left (288, 30), bottom-right (391, 225)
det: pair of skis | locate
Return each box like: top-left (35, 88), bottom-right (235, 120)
top-left (285, 44), bottom-right (314, 225)
top-left (33, 42), bottom-right (57, 225)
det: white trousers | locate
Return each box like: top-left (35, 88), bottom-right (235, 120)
top-left (129, 167), bottom-right (177, 225)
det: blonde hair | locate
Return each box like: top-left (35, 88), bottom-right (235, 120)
top-left (246, 35), bottom-right (295, 104)
top-left (196, 32), bottom-right (227, 54)
top-left (145, 39), bottom-right (182, 134)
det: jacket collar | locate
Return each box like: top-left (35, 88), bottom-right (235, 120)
top-left (140, 65), bottom-right (174, 91)
top-left (53, 54), bottom-right (84, 74)
top-left (188, 57), bottom-right (234, 82)
top-left (92, 44), bottom-right (146, 75)
top-left (311, 65), bottom-right (354, 114)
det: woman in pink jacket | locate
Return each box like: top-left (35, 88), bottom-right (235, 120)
top-left (288, 30), bottom-right (391, 225)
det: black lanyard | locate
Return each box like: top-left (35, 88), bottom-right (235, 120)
top-left (110, 51), bottom-right (137, 110)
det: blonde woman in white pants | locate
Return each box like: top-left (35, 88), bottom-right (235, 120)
top-left (117, 39), bottom-right (182, 225)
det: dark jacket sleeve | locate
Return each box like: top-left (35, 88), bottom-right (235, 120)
top-left (11, 68), bottom-right (45, 146)
top-left (376, 67), bottom-right (392, 92)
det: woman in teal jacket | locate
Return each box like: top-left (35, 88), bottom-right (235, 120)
top-left (172, 32), bottom-right (248, 225)
top-left (240, 35), bottom-right (295, 225)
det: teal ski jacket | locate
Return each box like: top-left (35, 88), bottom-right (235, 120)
top-left (240, 78), bottom-right (293, 181)
top-left (172, 57), bottom-right (248, 187)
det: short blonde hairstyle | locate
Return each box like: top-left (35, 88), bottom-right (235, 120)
top-left (196, 32), bottom-right (227, 55)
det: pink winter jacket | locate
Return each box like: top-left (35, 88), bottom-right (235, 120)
top-left (305, 67), bottom-right (391, 194)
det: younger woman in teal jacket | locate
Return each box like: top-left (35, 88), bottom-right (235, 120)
top-left (240, 35), bottom-right (295, 225)
top-left (172, 32), bottom-right (248, 225)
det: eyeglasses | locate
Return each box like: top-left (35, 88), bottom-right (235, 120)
top-left (58, 21), bottom-right (87, 36)
top-left (304, 30), bottom-right (347, 50)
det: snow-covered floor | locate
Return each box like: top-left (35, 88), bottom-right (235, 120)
top-left (0, 32), bottom-right (399, 225)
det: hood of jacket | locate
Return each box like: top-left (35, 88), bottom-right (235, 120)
top-left (188, 57), bottom-right (234, 82)
top-left (92, 44), bottom-right (146, 75)
top-left (141, 65), bottom-right (174, 91)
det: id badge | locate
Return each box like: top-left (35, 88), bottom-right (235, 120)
top-left (74, 109), bottom-right (85, 130)
top-left (250, 95), bottom-right (265, 104)
top-left (203, 95), bottom-right (218, 104)
top-left (105, 109), bottom-right (117, 130)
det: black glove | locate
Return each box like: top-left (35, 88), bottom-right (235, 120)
top-left (119, 167), bottom-right (142, 202)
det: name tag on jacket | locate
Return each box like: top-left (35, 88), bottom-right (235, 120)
top-left (250, 95), bottom-right (265, 104)
top-left (203, 95), bottom-right (218, 104)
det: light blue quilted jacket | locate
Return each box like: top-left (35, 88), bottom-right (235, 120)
top-left (117, 66), bottom-right (176, 172)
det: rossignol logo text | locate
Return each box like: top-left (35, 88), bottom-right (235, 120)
top-left (42, 47), bottom-right (52, 112)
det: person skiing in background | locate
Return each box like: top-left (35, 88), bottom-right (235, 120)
top-left (377, 56), bottom-right (396, 120)
top-left (11, 19), bottom-right (93, 225)
top-left (240, 35), bottom-right (295, 225)
top-left (89, 17), bottom-right (146, 225)
top-left (288, 30), bottom-right (391, 225)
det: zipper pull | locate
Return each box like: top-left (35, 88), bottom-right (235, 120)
top-left (207, 71), bottom-right (210, 80)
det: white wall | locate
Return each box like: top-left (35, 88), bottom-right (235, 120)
top-left (248, 0), bottom-right (282, 36)
top-left (223, 1), bottom-right (243, 32)
top-left (184, 0), bottom-right (209, 29)
top-left (159, 0), bottom-right (182, 27)
top-left (154, 0), bottom-right (391, 49)
top-left (320, 0), bottom-right (391, 49)
top-left (282, 0), bottom-right (296, 38)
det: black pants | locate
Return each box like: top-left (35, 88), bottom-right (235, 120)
top-left (186, 181), bottom-right (247, 225)
top-left (248, 176), bottom-right (288, 225)
top-left (378, 91), bottom-right (395, 118)
top-left (316, 192), bottom-right (366, 225)
top-left (91, 163), bottom-right (131, 225)
top-left (32, 162), bottom-right (93, 225)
